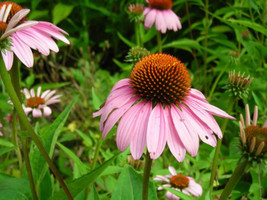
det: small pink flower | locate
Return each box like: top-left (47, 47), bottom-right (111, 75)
top-left (0, 2), bottom-right (69, 71)
top-left (0, 123), bottom-right (3, 136)
top-left (154, 166), bottom-right (202, 200)
top-left (22, 87), bottom-right (61, 118)
top-left (143, 0), bottom-right (182, 34)
top-left (93, 53), bottom-right (235, 162)
top-left (3, 113), bottom-right (13, 122)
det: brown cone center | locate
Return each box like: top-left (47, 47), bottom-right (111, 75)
top-left (27, 97), bottom-right (45, 108)
top-left (170, 174), bottom-right (189, 189)
top-left (130, 53), bottom-right (191, 105)
top-left (245, 126), bottom-right (267, 152)
top-left (148, 0), bottom-right (172, 10)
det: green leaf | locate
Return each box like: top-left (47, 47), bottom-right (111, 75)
top-left (228, 19), bottom-right (267, 36)
top-left (51, 153), bottom-right (120, 200)
top-left (162, 39), bottom-right (201, 53)
top-left (0, 139), bottom-right (14, 147)
top-left (111, 166), bottom-right (158, 200)
top-left (30, 100), bottom-right (76, 194)
top-left (163, 187), bottom-right (194, 200)
top-left (88, 184), bottom-right (100, 200)
top-left (92, 88), bottom-right (103, 110)
top-left (52, 3), bottom-right (74, 25)
top-left (57, 142), bottom-right (89, 175)
top-left (75, 129), bottom-right (93, 147)
top-left (34, 82), bottom-right (70, 91)
top-left (0, 174), bottom-right (31, 200)
top-left (0, 146), bottom-right (17, 156)
top-left (117, 32), bottom-right (135, 47)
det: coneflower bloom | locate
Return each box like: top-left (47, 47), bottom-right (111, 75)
top-left (0, 1), bottom-right (69, 71)
top-left (93, 53), bottom-right (234, 161)
top-left (154, 166), bottom-right (202, 200)
top-left (143, 0), bottom-right (182, 34)
top-left (22, 87), bottom-right (61, 118)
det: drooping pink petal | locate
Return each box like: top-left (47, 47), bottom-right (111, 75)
top-left (155, 11), bottom-right (167, 34)
top-left (153, 175), bottom-right (170, 182)
top-left (130, 101), bottom-right (152, 160)
top-left (184, 178), bottom-right (203, 197)
top-left (189, 89), bottom-right (207, 102)
top-left (102, 96), bottom-right (139, 138)
top-left (147, 104), bottom-right (167, 159)
top-left (179, 104), bottom-right (217, 147)
top-left (116, 100), bottom-right (145, 151)
top-left (144, 9), bottom-right (157, 29)
top-left (11, 34), bottom-right (33, 68)
top-left (168, 166), bottom-right (177, 176)
top-left (43, 106), bottom-right (52, 116)
top-left (32, 108), bottom-right (42, 118)
top-left (170, 104), bottom-right (197, 157)
top-left (110, 78), bottom-right (131, 93)
top-left (1, 50), bottom-right (14, 71)
top-left (45, 95), bottom-right (61, 105)
top-left (166, 191), bottom-right (180, 200)
top-left (43, 90), bottom-right (56, 101)
top-left (165, 106), bottom-right (186, 162)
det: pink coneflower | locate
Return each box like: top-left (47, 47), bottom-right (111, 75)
top-left (143, 0), bottom-right (182, 34)
top-left (93, 53), bottom-right (235, 161)
top-left (0, 123), bottom-right (3, 136)
top-left (0, 1), bottom-right (69, 71)
top-left (22, 87), bottom-right (61, 118)
top-left (154, 166), bottom-right (202, 200)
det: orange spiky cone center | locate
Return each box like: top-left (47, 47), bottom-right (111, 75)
top-left (130, 53), bottom-right (191, 105)
top-left (148, 0), bottom-right (172, 10)
top-left (170, 174), bottom-right (189, 189)
top-left (245, 126), bottom-right (267, 153)
top-left (27, 97), bottom-right (45, 108)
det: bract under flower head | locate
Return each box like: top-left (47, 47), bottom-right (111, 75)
top-left (239, 104), bottom-right (267, 159)
top-left (93, 53), bottom-right (235, 162)
top-left (143, 0), bottom-right (181, 33)
top-left (154, 166), bottom-right (202, 200)
top-left (0, 1), bottom-right (69, 71)
top-left (22, 87), bottom-right (61, 118)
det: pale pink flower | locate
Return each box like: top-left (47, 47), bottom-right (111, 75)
top-left (0, 123), bottom-right (3, 136)
top-left (154, 166), bottom-right (202, 200)
top-left (93, 53), bottom-right (235, 161)
top-left (143, 0), bottom-right (181, 34)
top-left (22, 87), bottom-right (61, 118)
top-left (0, 2), bottom-right (69, 71)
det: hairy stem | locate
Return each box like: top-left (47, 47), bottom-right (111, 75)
top-left (142, 151), bottom-right (153, 200)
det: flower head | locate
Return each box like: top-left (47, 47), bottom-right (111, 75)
top-left (143, 0), bottom-right (181, 33)
top-left (154, 166), bottom-right (202, 200)
top-left (125, 46), bottom-right (150, 64)
top-left (239, 104), bottom-right (267, 159)
top-left (227, 70), bottom-right (254, 99)
top-left (0, 1), bottom-right (69, 71)
top-left (22, 87), bottom-right (61, 118)
top-left (93, 53), bottom-right (234, 162)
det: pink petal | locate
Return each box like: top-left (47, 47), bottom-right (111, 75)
top-left (32, 108), bottom-right (42, 118)
top-left (110, 79), bottom-right (131, 93)
top-left (130, 101), bottom-right (152, 160)
top-left (147, 104), bottom-right (167, 159)
top-left (184, 179), bottom-right (202, 197)
top-left (116, 100), bottom-right (145, 151)
top-left (11, 34), bottom-right (33, 68)
top-left (30, 88), bottom-right (35, 97)
top-left (43, 90), bottom-right (56, 101)
top-left (189, 89), bottom-right (207, 102)
top-left (155, 11), bottom-right (167, 34)
top-left (37, 87), bottom-right (42, 97)
top-left (43, 106), bottom-right (52, 116)
top-left (144, 9), bottom-right (157, 29)
top-left (165, 106), bottom-right (186, 162)
top-left (170, 105), bottom-right (197, 156)
top-left (168, 166), bottom-right (177, 176)
top-left (23, 88), bottom-right (31, 99)
top-left (102, 96), bottom-right (138, 138)
top-left (1, 50), bottom-right (14, 71)
top-left (23, 107), bottom-right (32, 115)
top-left (153, 175), bottom-right (170, 182)
top-left (166, 191), bottom-right (180, 200)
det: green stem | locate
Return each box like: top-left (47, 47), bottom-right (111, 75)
top-left (209, 97), bottom-right (235, 189)
top-left (11, 110), bottom-right (23, 175)
top-left (219, 159), bottom-right (249, 200)
top-left (207, 64), bottom-right (228, 101)
top-left (156, 31), bottom-right (162, 52)
top-left (91, 137), bottom-right (103, 170)
top-left (142, 151), bottom-right (153, 200)
top-left (138, 22), bottom-right (143, 47)
top-left (135, 22), bottom-right (140, 46)
top-left (203, 0), bottom-right (209, 94)
top-left (10, 61), bottom-right (38, 200)
top-left (0, 59), bottom-right (73, 200)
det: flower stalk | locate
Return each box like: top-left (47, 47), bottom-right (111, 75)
top-left (0, 58), bottom-right (73, 200)
top-left (142, 151), bottom-right (153, 200)
top-left (157, 31), bottom-right (162, 52)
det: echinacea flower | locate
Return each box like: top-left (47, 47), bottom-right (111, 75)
top-left (93, 53), bottom-right (235, 161)
top-left (239, 104), bottom-right (267, 159)
top-left (143, 0), bottom-right (181, 33)
top-left (154, 166), bottom-right (202, 200)
top-left (0, 123), bottom-right (3, 136)
top-left (22, 87), bottom-right (61, 118)
top-left (0, 1), bottom-right (69, 71)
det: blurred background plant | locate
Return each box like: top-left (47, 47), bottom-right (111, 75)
top-left (0, 0), bottom-right (266, 199)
